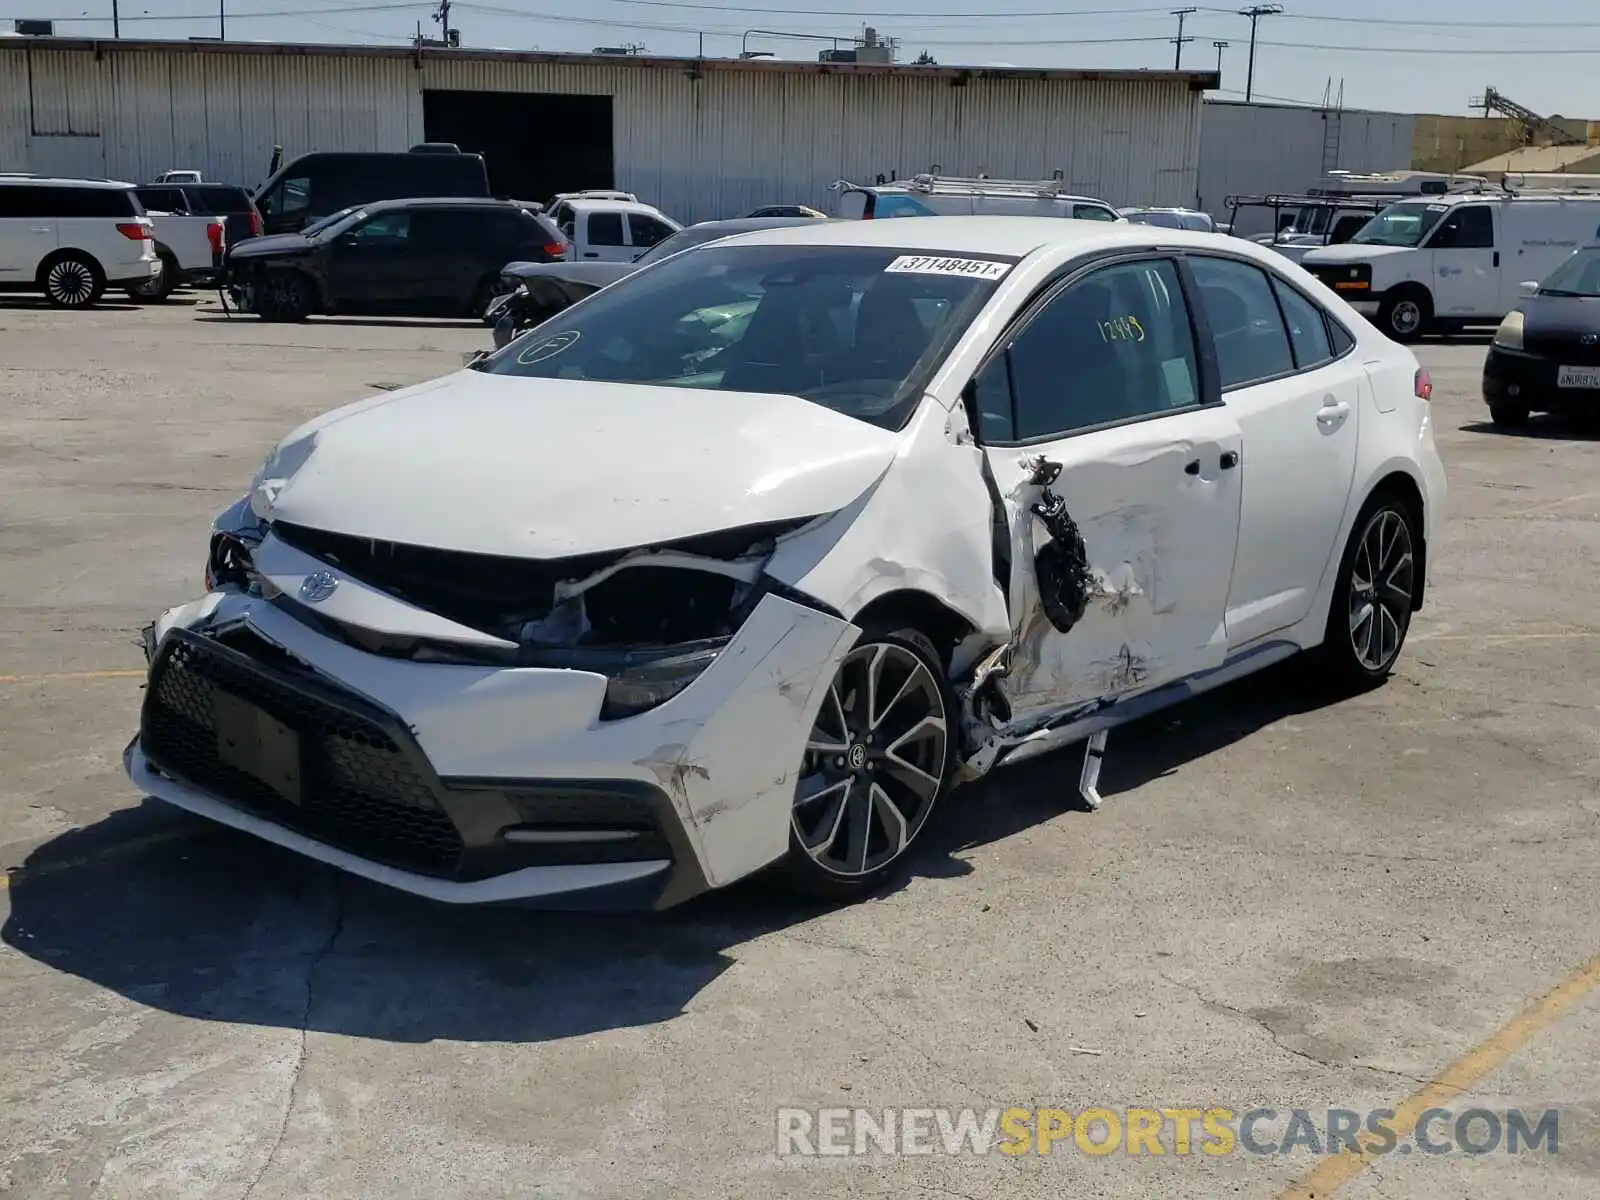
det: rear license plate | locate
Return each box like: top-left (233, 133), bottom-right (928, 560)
top-left (214, 691), bottom-right (303, 805)
top-left (1557, 366), bottom-right (1600, 389)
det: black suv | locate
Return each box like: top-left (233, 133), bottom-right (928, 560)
top-left (133, 182), bottom-right (263, 249)
top-left (222, 196), bottom-right (569, 322)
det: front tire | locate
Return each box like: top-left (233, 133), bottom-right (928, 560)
top-left (1377, 289), bottom-right (1430, 342)
top-left (255, 270), bottom-right (312, 322)
top-left (779, 626), bottom-right (954, 901)
top-left (1313, 493), bottom-right (1420, 692)
top-left (41, 253), bottom-right (105, 309)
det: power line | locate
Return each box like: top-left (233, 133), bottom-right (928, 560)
top-left (14, 2), bottom-right (431, 22)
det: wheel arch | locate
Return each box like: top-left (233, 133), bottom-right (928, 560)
top-left (35, 246), bottom-right (106, 285)
top-left (849, 588), bottom-right (980, 673)
top-left (1363, 468), bottom-right (1428, 611)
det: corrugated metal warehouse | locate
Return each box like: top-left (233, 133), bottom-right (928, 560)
top-left (1198, 100), bottom-right (1417, 234)
top-left (0, 38), bottom-right (1216, 222)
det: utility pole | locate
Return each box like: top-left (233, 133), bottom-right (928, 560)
top-left (432, 0), bottom-right (455, 45)
top-left (1213, 40), bottom-right (1229, 77)
top-left (1171, 8), bottom-right (1196, 70)
top-left (112, 0), bottom-right (120, 38)
top-left (1238, 4), bottom-right (1281, 103)
top-left (219, 0), bottom-right (226, 40)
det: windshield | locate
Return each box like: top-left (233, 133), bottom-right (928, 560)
top-left (1538, 247), bottom-right (1600, 297)
top-left (300, 206), bottom-right (367, 238)
top-left (1349, 202), bottom-right (1449, 248)
top-left (480, 244), bottom-right (1012, 430)
top-left (635, 225), bottom-right (726, 265)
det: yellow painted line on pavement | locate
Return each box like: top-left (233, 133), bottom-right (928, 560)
top-left (0, 828), bottom-right (196, 892)
top-left (1277, 948), bottom-right (1600, 1199)
top-left (0, 669), bottom-right (144, 686)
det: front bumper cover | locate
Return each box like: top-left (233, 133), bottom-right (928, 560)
top-left (127, 588), bottom-right (858, 909)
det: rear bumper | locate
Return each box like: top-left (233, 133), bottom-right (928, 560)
top-left (107, 257), bottom-right (163, 287)
top-left (1483, 345), bottom-right (1600, 411)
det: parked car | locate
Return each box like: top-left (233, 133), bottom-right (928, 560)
top-left (129, 215), bottom-right (1444, 913)
top-left (834, 173), bottom-right (1123, 222)
top-left (1119, 206), bottom-right (1220, 233)
top-left (135, 181), bottom-right (264, 253)
top-left (221, 196), bottom-right (565, 321)
top-left (744, 204), bottom-right (827, 218)
top-left (548, 197), bottom-right (681, 263)
top-left (1483, 243), bottom-right (1600, 426)
top-left (123, 186), bottom-right (229, 301)
top-left (487, 215), bottom-right (827, 345)
top-left (0, 175), bottom-right (158, 307)
top-left (252, 145), bottom-right (491, 236)
top-left (154, 169), bottom-right (204, 184)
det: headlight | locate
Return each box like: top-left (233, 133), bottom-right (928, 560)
top-left (1493, 309), bottom-right (1524, 350)
top-left (205, 495), bottom-right (267, 592)
top-left (599, 643), bottom-right (724, 720)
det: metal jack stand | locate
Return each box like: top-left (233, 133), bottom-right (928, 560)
top-left (1078, 730), bottom-right (1107, 810)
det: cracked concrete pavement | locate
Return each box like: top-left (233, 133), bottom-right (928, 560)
top-left (1, 296), bottom-right (1597, 1199)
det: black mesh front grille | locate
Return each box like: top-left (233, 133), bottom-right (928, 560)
top-left (141, 630), bottom-right (465, 876)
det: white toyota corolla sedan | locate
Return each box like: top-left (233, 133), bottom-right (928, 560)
top-left (126, 216), bottom-right (1446, 910)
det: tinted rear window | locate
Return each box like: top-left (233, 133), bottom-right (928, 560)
top-left (189, 186), bottom-right (254, 213)
top-left (0, 185), bottom-right (137, 218)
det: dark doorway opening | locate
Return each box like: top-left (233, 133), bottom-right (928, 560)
top-left (422, 90), bottom-right (614, 203)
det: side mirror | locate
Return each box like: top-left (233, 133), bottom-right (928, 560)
top-left (462, 349), bottom-right (490, 368)
top-left (1517, 280), bottom-right (1540, 296)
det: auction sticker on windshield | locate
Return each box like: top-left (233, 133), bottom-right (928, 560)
top-left (885, 255), bottom-right (1011, 280)
top-left (517, 330), bottom-right (580, 364)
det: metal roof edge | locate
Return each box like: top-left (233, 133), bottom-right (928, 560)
top-left (0, 35), bottom-right (1218, 87)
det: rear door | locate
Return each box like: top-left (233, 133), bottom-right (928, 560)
top-left (1186, 254), bottom-right (1360, 646)
top-left (973, 255), bottom-right (1243, 723)
top-left (408, 206), bottom-right (497, 310)
top-left (0, 184), bottom-right (58, 280)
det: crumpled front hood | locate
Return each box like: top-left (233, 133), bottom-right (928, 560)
top-left (251, 372), bottom-right (904, 558)
top-left (228, 232), bottom-right (314, 259)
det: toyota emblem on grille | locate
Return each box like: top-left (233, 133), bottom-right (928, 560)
top-left (1583, 333), bottom-right (1598, 345)
top-left (299, 570), bottom-right (339, 603)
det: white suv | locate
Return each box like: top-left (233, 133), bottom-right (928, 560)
top-left (0, 176), bottom-right (159, 308)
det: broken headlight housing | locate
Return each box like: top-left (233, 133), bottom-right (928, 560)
top-left (205, 496), bottom-right (268, 592)
top-left (599, 641), bottom-right (726, 721)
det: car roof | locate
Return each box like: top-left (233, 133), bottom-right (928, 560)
top-left (701, 214), bottom-right (1255, 258)
top-left (0, 175), bottom-right (133, 190)
top-left (354, 196), bottom-right (518, 213)
top-left (684, 216), bottom-right (835, 233)
top-left (566, 197), bottom-right (663, 215)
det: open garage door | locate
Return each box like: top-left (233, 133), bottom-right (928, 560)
top-left (422, 90), bottom-right (615, 203)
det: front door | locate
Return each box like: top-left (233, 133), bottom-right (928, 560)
top-left (971, 256), bottom-right (1244, 723)
top-left (1185, 254), bottom-right (1361, 644)
top-left (578, 210), bottom-right (632, 262)
top-left (1427, 203), bottom-right (1499, 318)
top-left (324, 210), bottom-right (419, 312)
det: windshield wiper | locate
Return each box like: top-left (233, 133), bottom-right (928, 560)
top-left (1536, 288), bottom-right (1591, 297)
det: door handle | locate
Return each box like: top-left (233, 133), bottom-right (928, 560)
top-left (1219, 450), bottom-right (1239, 470)
top-left (1184, 458), bottom-right (1201, 475)
top-left (1493, 251), bottom-right (1500, 267)
top-left (1317, 399), bottom-right (1351, 427)
top-left (583, 252), bottom-right (598, 258)
top-left (29, 225), bottom-right (51, 233)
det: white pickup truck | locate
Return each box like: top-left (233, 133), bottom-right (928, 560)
top-left (546, 196), bottom-right (681, 263)
top-left (125, 195), bottom-right (226, 301)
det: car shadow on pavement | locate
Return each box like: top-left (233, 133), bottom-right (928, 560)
top-left (1460, 415), bottom-right (1600, 440)
top-left (191, 314), bottom-right (486, 329)
top-left (1, 662), bottom-right (1337, 1046)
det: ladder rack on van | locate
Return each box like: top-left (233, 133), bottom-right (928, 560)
top-left (1500, 172), bottom-right (1600, 195)
top-left (904, 169), bottom-right (1073, 198)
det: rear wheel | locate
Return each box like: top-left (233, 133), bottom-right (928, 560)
top-left (126, 251), bottom-right (179, 302)
top-left (41, 253), bottom-right (104, 309)
top-left (779, 626), bottom-right (954, 901)
top-left (1312, 493), bottom-right (1420, 692)
top-left (1488, 402), bottom-right (1531, 428)
top-left (255, 270), bottom-right (312, 322)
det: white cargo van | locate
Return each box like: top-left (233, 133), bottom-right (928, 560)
top-left (1301, 178), bottom-right (1600, 341)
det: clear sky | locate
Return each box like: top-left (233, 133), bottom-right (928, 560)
top-left (10, 0), bottom-right (1599, 118)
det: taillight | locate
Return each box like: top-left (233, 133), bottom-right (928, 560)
top-left (1414, 367), bottom-right (1433, 401)
top-left (116, 222), bottom-right (151, 241)
top-left (542, 241), bottom-right (565, 258)
top-left (207, 220), bottom-right (225, 254)
top-left (249, 211), bottom-right (263, 237)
